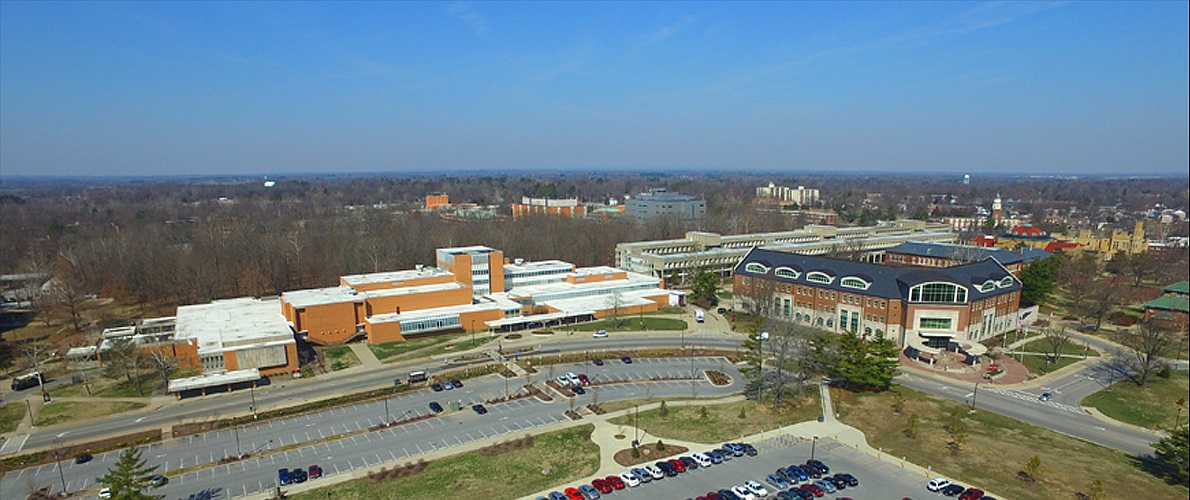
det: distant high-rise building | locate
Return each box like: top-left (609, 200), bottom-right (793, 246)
top-left (963, 174), bottom-right (970, 185)
top-left (511, 197), bottom-right (586, 219)
top-left (755, 182), bottom-right (820, 206)
top-left (425, 193), bottom-right (450, 210)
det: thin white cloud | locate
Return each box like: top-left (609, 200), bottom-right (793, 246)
top-left (638, 13), bottom-right (702, 49)
top-left (448, 2), bottom-right (487, 37)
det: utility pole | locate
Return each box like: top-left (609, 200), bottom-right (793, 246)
top-left (384, 397), bottom-right (391, 423)
top-left (26, 399), bottom-right (35, 427)
top-left (970, 381), bottom-right (980, 410)
top-left (234, 423), bottom-right (242, 457)
top-left (250, 384), bottom-right (258, 419)
top-left (633, 405), bottom-right (639, 447)
top-left (53, 442), bottom-right (68, 495)
top-left (811, 435), bottom-right (818, 461)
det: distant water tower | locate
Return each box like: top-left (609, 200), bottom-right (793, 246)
top-left (963, 174), bottom-right (970, 185)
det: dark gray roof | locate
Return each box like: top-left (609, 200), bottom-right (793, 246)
top-left (886, 242), bottom-right (1025, 266)
top-left (1014, 247), bottom-right (1052, 264)
top-left (736, 248), bottom-right (1020, 301)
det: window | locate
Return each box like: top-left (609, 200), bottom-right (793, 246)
top-left (999, 276), bottom-right (1015, 288)
top-left (744, 262), bottom-right (769, 274)
top-left (840, 277), bottom-right (870, 290)
top-left (919, 317), bottom-right (953, 330)
top-left (774, 267), bottom-right (800, 279)
top-left (908, 282), bottom-right (968, 304)
top-left (806, 271), bottom-right (833, 284)
top-left (978, 281), bottom-right (997, 293)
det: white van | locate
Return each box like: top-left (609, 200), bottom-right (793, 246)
top-left (695, 309), bottom-right (705, 323)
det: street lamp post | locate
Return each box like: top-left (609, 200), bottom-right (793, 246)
top-left (811, 436), bottom-right (818, 461)
top-left (633, 405), bottom-right (639, 447)
top-left (53, 445), bottom-right (67, 495)
top-left (970, 381), bottom-right (980, 410)
top-left (250, 384), bottom-right (258, 419)
top-left (384, 396), bottom-right (391, 423)
top-left (234, 423), bottom-right (242, 457)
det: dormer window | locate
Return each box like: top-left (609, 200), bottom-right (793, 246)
top-left (774, 267), bottom-right (800, 279)
top-left (744, 262), bottom-right (769, 274)
top-left (806, 272), bottom-right (833, 284)
top-left (998, 276), bottom-right (1015, 288)
top-left (840, 277), bottom-right (870, 290)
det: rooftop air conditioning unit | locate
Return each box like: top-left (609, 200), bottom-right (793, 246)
top-left (514, 258), bottom-right (524, 265)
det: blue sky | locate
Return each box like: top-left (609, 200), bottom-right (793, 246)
top-left (1, 1), bottom-right (1187, 177)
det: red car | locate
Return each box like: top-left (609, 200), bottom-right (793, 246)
top-left (564, 487), bottom-right (584, 500)
top-left (578, 374), bottom-right (590, 385)
top-left (668, 458), bottom-right (686, 472)
top-left (593, 358), bottom-right (604, 366)
top-left (307, 464), bottom-right (323, 479)
top-left (606, 475), bottom-right (625, 490)
top-left (959, 488), bottom-right (985, 500)
top-left (592, 478), bottom-right (613, 494)
top-left (801, 483), bottom-right (825, 497)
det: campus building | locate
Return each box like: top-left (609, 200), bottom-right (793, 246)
top-left (626, 189), bottom-right (706, 221)
top-left (615, 220), bottom-right (956, 282)
top-left (755, 183), bottom-right (820, 207)
top-left (280, 245), bottom-right (671, 345)
top-left (883, 242), bottom-right (1050, 277)
top-left (511, 197), bottom-right (587, 219)
top-left (1144, 280), bottom-right (1189, 331)
top-left (733, 248), bottom-right (1022, 355)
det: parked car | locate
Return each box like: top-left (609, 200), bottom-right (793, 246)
top-left (308, 464), bottom-right (323, 479)
top-left (731, 485), bottom-right (757, 500)
top-left (606, 475), bottom-right (625, 489)
top-left (806, 459), bottom-right (830, 474)
top-left (835, 473), bottom-right (858, 487)
top-left (656, 461), bottom-right (677, 476)
top-left (564, 487), bottom-right (584, 500)
top-left (621, 356), bottom-right (633, 364)
top-left (566, 372), bottom-right (581, 386)
top-left (75, 453), bottom-right (93, 464)
top-left (591, 478), bottom-right (612, 494)
top-left (619, 471), bottom-right (639, 487)
top-left (959, 488), bottom-right (985, 500)
top-left (431, 383), bottom-right (444, 392)
top-left (744, 480), bottom-right (770, 497)
top-left (941, 484), bottom-right (966, 496)
top-left (667, 458), bottom-right (686, 472)
top-left (292, 468), bottom-right (308, 483)
top-left (592, 358), bottom-right (604, 366)
top-left (766, 473), bottom-right (790, 489)
top-left (577, 373), bottom-right (590, 385)
top-left (741, 443), bottom-right (758, 456)
top-left (548, 492), bottom-right (567, 500)
top-left (630, 467), bottom-right (651, 483)
top-left (556, 375), bottom-right (570, 386)
top-left (278, 468), bottom-right (292, 486)
top-left (572, 385), bottom-right (585, 395)
top-left (578, 483), bottom-right (601, 499)
top-left (800, 483), bottom-right (824, 497)
top-left (692, 452), bottom-right (713, 467)
top-left (789, 488), bottom-right (815, 500)
top-left (644, 464), bottom-right (664, 480)
top-left (812, 479), bottom-right (834, 493)
top-left (428, 401), bottom-right (443, 413)
top-left (785, 465), bottom-right (809, 482)
top-left (679, 455), bottom-right (699, 470)
top-left (98, 488), bottom-right (112, 499)
top-left (706, 450), bottom-right (724, 464)
top-left (450, 379), bottom-right (463, 388)
top-left (927, 477), bottom-right (953, 492)
top-left (718, 489), bottom-right (741, 500)
top-left (149, 475), bottom-right (169, 487)
top-left (443, 381), bottom-right (454, 390)
top-left (471, 404), bottom-right (488, 414)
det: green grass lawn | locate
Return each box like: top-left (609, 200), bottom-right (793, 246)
top-left (0, 402), bottom-right (27, 433)
top-left (322, 345), bottom-right (360, 371)
top-left (52, 372), bottom-right (159, 398)
top-left (1082, 370), bottom-right (1190, 429)
top-left (1020, 337), bottom-right (1099, 357)
top-left (35, 401), bottom-right (146, 427)
top-left (836, 386), bottom-right (1187, 500)
top-left (370, 334), bottom-right (463, 361)
top-left (570, 317), bottom-right (687, 332)
top-left (608, 395), bottom-right (820, 444)
top-left (1018, 352), bottom-right (1083, 375)
top-left (289, 425), bottom-right (600, 500)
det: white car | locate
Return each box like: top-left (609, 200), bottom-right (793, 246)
top-left (745, 480), bottom-right (770, 497)
top-left (566, 372), bottom-right (581, 386)
top-left (593, 330), bottom-right (608, 338)
top-left (731, 485), bottom-right (757, 500)
top-left (98, 488), bottom-right (112, 499)
top-left (927, 477), bottom-right (952, 492)
top-left (555, 375), bottom-right (570, 386)
top-left (691, 452), bottom-right (713, 467)
top-left (644, 464), bottom-right (665, 480)
top-left (619, 471), bottom-right (640, 487)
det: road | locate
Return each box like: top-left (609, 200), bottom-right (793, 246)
top-left (1, 357), bottom-right (745, 500)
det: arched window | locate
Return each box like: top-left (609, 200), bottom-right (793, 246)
top-left (774, 267), bottom-right (800, 279)
top-left (908, 282), bottom-right (968, 304)
top-left (806, 271), bottom-right (834, 284)
top-left (978, 281), bottom-right (997, 293)
top-left (840, 277), bottom-right (870, 290)
top-left (744, 262), bottom-right (769, 274)
top-left (998, 276), bottom-right (1015, 288)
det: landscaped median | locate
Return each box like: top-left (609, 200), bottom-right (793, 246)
top-left (607, 395), bottom-right (821, 444)
top-left (1082, 369), bottom-right (1189, 430)
top-left (287, 425), bottom-right (600, 500)
top-left (833, 386), bottom-right (1187, 500)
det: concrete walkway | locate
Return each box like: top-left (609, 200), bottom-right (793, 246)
top-left (348, 343), bottom-right (384, 369)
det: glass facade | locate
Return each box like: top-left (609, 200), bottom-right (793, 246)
top-left (908, 282), bottom-right (967, 303)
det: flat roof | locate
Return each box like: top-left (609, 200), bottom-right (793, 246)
top-left (485, 310), bottom-right (595, 328)
top-left (175, 297), bottom-right (295, 355)
top-left (340, 267), bottom-right (452, 287)
top-left (504, 260), bottom-right (573, 272)
top-left (572, 266), bottom-right (623, 276)
top-left (539, 289), bottom-right (663, 314)
top-left (506, 270), bottom-right (661, 298)
top-left (282, 286), bottom-right (363, 308)
top-left (437, 245), bottom-right (497, 255)
top-left (366, 295), bottom-right (520, 325)
top-left (366, 282), bottom-right (465, 299)
top-left (168, 368), bottom-right (261, 393)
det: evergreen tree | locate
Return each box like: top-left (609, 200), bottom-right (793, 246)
top-left (1018, 254), bottom-right (1064, 306)
top-left (1153, 424), bottom-right (1189, 486)
top-left (97, 447), bottom-right (162, 500)
top-left (691, 267), bottom-right (720, 305)
top-left (831, 332), bottom-right (899, 391)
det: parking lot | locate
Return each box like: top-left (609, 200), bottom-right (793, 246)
top-left (551, 435), bottom-right (935, 499)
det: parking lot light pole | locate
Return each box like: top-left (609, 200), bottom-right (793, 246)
top-left (811, 435), bottom-right (818, 461)
top-left (53, 444), bottom-right (67, 495)
top-left (384, 396), bottom-right (391, 423)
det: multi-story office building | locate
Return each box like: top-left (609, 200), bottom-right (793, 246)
top-left (734, 248), bottom-right (1021, 354)
top-left (615, 220), bottom-right (956, 282)
top-left (626, 189), bottom-right (706, 221)
top-left (511, 197), bottom-right (586, 219)
top-left (883, 241), bottom-right (1050, 277)
top-left (755, 183), bottom-right (820, 206)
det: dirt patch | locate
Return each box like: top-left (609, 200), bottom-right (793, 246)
top-left (504, 333), bottom-right (523, 340)
top-left (478, 434), bottom-right (536, 456)
top-left (706, 370), bottom-right (731, 386)
top-left (364, 459), bottom-right (430, 483)
top-left (564, 410), bottom-right (583, 420)
top-left (612, 442), bottom-right (690, 467)
top-left (586, 404), bottom-right (606, 415)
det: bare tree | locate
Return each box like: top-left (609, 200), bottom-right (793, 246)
top-left (607, 291), bottom-right (625, 329)
top-left (46, 269), bottom-right (88, 332)
top-left (19, 339), bottom-right (53, 395)
top-left (1058, 254), bottom-right (1099, 316)
top-left (1040, 324), bottom-right (1072, 363)
top-left (102, 338), bottom-right (148, 396)
top-left (1077, 278), bottom-right (1126, 331)
top-left (1114, 321), bottom-right (1177, 388)
top-left (147, 348), bottom-right (178, 387)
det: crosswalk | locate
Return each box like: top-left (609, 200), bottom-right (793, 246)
top-left (983, 388), bottom-right (1084, 414)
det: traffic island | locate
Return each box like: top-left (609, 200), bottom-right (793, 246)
top-left (612, 441), bottom-right (689, 467)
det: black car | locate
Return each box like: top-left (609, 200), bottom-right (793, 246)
top-left (621, 356), bottom-right (633, 364)
top-left (718, 489), bottom-right (741, 500)
top-left (678, 456), bottom-right (698, 470)
top-left (428, 401), bottom-right (443, 413)
top-left (431, 383), bottom-right (444, 392)
top-left (941, 483), bottom-right (966, 496)
top-left (291, 468), bottom-right (308, 483)
top-left (835, 473), bottom-right (858, 487)
top-left (741, 443), bottom-right (758, 456)
top-left (655, 461), bottom-right (678, 476)
top-left (450, 379), bottom-right (463, 388)
top-left (572, 385), bottom-right (585, 395)
top-left (471, 404), bottom-right (487, 415)
top-left (74, 453), bottom-right (93, 464)
top-left (825, 475), bottom-right (846, 490)
top-left (791, 489), bottom-right (815, 500)
top-left (717, 307), bottom-right (727, 314)
top-left (806, 459), bottom-right (830, 474)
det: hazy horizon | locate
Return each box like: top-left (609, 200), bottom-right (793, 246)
top-left (2, 2), bottom-right (1187, 178)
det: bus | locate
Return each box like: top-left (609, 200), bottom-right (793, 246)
top-left (11, 372), bottom-right (45, 391)
top-left (407, 371), bottom-right (428, 385)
